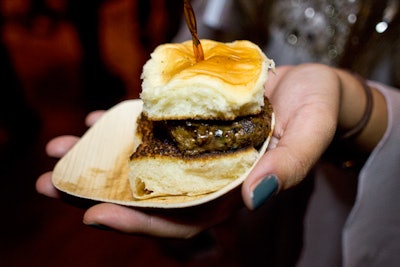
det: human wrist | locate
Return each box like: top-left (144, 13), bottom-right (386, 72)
top-left (336, 70), bottom-right (373, 140)
top-left (335, 70), bottom-right (368, 134)
top-left (334, 69), bottom-right (387, 151)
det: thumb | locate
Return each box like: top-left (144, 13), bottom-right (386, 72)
top-left (242, 108), bottom-right (337, 210)
top-left (241, 139), bottom-right (308, 210)
top-left (241, 64), bottom-right (341, 210)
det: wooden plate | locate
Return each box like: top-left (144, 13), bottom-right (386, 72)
top-left (52, 99), bottom-right (274, 208)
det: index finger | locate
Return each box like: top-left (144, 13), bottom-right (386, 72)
top-left (36, 171), bottom-right (62, 199)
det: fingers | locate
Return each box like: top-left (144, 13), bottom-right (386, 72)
top-left (83, 186), bottom-right (242, 238)
top-left (38, 134), bottom-right (81, 198)
top-left (36, 172), bottom-right (62, 198)
top-left (83, 203), bottom-right (203, 238)
top-left (36, 177), bottom-right (204, 238)
top-left (36, 111), bottom-right (105, 201)
top-left (37, 136), bottom-right (79, 197)
top-left (85, 110), bottom-right (105, 127)
top-left (45, 110), bottom-right (104, 157)
top-left (46, 135), bottom-right (80, 158)
top-left (241, 141), bottom-right (291, 210)
top-left (243, 106), bottom-right (337, 209)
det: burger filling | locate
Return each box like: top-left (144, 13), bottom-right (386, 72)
top-left (132, 97), bottom-right (273, 158)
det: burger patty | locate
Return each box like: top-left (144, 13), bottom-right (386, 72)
top-left (133, 97), bottom-right (273, 157)
top-left (164, 98), bottom-right (272, 155)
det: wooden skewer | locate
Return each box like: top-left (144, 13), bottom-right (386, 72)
top-left (184, 0), bottom-right (204, 62)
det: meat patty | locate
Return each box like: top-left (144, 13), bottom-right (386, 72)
top-left (135, 97), bottom-right (273, 157)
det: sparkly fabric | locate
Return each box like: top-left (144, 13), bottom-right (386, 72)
top-left (170, 1), bottom-right (400, 266)
top-left (173, 0), bottom-right (400, 84)
top-left (268, 0), bottom-right (360, 65)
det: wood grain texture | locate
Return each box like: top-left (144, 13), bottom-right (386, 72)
top-left (52, 100), bottom-right (274, 208)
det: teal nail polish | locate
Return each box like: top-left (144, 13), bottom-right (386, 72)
top-left (251, 175), bottom-right (279, 209)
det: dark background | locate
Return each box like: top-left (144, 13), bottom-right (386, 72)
top-left (0, 1), bottom-right (310, 266)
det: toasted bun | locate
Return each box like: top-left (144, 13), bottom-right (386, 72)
top-left (129, 147), bottom-right (259, 199)
top-left (51, 99), bottom-right (274, 208)
top-left (140, 39), bottom-right (275, 120)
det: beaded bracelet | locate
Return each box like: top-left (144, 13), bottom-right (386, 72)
top-left (339, 73), bottom-right (373, 140)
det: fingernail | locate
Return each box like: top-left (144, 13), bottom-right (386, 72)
top-left (88, 223), bottom-right (112, 231)
top-left (251, 174), bottom-right (279, 210)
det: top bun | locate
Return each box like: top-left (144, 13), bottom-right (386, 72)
top-left (140, 39), bottom-right (275, 120)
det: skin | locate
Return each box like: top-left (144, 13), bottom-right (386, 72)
top-left (36, 63), bottom-right (388, 238)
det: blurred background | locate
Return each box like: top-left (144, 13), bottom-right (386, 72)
top-left (0, 0), bottom-right (215, 266)
top-left (0, 0), bottom-right (328, 266)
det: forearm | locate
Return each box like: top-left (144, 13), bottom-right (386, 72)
top-left (335, 69), bottom-right (388, 152)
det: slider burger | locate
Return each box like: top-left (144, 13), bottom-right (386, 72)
top-left (129, 39), bottom-right (275, 201)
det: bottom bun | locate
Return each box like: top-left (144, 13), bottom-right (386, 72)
top-left (129, 147), bottom-right (258, 200)
top-left (52, 99), bottom-right (274, 208)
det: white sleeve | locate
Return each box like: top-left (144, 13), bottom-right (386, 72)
top-left (342, 81), bottom-right (400, 266)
